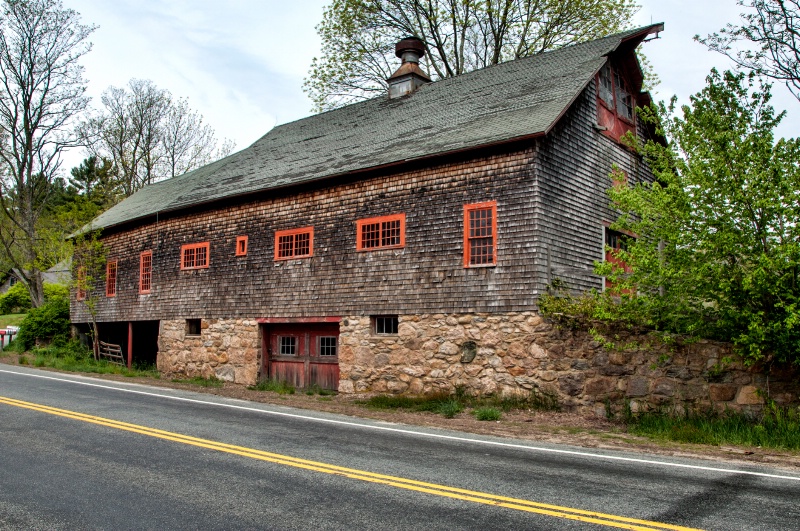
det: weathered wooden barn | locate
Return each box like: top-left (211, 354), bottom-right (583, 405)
top-left (72, 24), bottom-right (663, 394)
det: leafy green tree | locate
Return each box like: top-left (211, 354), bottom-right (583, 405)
top-left (69, 155), bottom-right (119, 207)
top-left (699, 0), bottom-right (800, 101)
top-left (598, 70), bottom-right (800, 366)
top-left (72, 231), bottom-right (105, 359)
top-left (0, 0), bottom-right (94, 307)
top-left (305, 0), bottom-right (640, 110)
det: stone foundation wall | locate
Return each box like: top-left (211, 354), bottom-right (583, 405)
top-left (158, 319), bottom-right (260, 385)
top-left (337, 313), bottom-right (799, 415)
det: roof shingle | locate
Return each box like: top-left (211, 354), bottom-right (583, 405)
top-left (88, 24), bottom-right (662, 231)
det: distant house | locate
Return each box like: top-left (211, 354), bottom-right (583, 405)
top-left (71, 25), bottom-right (664, 392)
top-left (1, 260), bottom-right (71, 295)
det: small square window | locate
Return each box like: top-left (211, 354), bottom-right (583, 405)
top-left (186, 319), bottom-right (201, 336)
top-left (279, 336), bottom-right (297, 355)
top-left (236, 236), bottom-right (248, 256)
top-left (319, 337), bottom-right (338, 356)
top-left (373, 316), bottom-right (399, 335)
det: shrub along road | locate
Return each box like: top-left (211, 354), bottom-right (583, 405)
top-left (1, 365), bottom-right (799, 530)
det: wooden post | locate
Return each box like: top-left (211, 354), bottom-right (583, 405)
top-left (127, 322), bottom-right (133, 369)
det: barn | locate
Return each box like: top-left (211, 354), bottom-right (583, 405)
top-left (71, 24), bottom-right (663, 395)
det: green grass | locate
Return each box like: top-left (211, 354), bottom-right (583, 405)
top-left (171, 376), bottom-right (224, 388)
top-left (249, 378), bottom-right (296, 395)
top-left (18, 341), bottom-right (159, 377)
top-left (473, 407), bottom-right (503, 421)
top-left (360, 387), bottom-right (557, 419)
top-left (0, 313), bottom-right (26, 328)
top-left (627, 403), bottom-right (800, 451)
top-left (305, 384), bottom-right (336, 396)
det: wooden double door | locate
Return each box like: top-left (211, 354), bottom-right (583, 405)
top-left (264, 323), bottom-right (339, 390)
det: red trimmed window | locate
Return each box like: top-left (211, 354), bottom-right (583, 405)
top-left (139, 251), bottom-right (152, 294)
top-left (356, 214), bottom-right (405, 251)
top-left (604, 228), bottom-right (633, 292)
top-left (464, 202), bottom-right (497, 267)
top-left (106, 260), bottom-right (117, 297)
top-left (236, 236), bottom-right (248, 256)
top-left (181, 242), bottom-right (210, 270)
top-left (611, 166), bottom-right (628, 188)
top-left (275, 227), bottom-right (314, 260)
top-left (76, 267), bottom-right (86, 301)
top-left (596, 63), bottom-right (635, 141)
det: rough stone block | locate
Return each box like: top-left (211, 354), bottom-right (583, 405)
top-left (652, 379), bottom-right (675, 397)
top-left (626, 377), bottom-right (649, 397)
top-left (585, 377), bottom-right (616, 396)
top-left (559, 373), bottom-right (585, 396)
top-left (736, 385), bottom-right (763, 405)
top-left (708, 384), bottom-right (737, 402)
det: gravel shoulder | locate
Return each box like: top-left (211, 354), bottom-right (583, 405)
top-left (3, 355), bottom-right (799, 472)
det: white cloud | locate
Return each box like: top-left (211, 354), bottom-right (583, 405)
top-left (58, 0), bottom-right (799, 173)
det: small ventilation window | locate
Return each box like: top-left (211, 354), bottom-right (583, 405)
top-left (373, 316), bottom-right (399, 335)
top-left (186, 319), bottom-right (201, 336)
top-left (236, 236), bottom-right (248, 256)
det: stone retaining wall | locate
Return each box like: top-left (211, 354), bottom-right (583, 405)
top-left (158, 319), bottom-right (260, 385)
top-left (337, 313), bottom-right (799, 415)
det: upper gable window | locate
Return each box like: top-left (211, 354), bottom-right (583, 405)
top-left (596, 63), bottom-right (635, 141)
top-left (181, 242), bottom-right (209, 270)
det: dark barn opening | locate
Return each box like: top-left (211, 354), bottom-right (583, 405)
top-left (73, 321), bottom-right (160, 367)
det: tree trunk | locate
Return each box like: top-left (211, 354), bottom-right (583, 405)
top-left (28, 270), bottom-right (45, 308)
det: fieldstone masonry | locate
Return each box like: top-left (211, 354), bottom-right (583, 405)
top-left (158, 319), bottom-right (260, 385)
top-left (337, 313), bottom-right (799, 415)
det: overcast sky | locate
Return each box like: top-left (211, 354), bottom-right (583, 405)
top-left (62, 0), bottom-right (799, 171)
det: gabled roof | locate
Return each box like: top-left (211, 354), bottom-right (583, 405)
top-left (89, 24), bottom-right (662, 231)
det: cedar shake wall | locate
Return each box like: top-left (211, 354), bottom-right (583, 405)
top-left (72, 146), bottom-right (540, 323)
top-left (533, 80), bottom-right (650, 294)
top-left (72, 82), bottom-right (654, 325)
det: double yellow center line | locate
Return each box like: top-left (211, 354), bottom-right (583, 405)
top-left (0, 396), bottom-right (701, 530)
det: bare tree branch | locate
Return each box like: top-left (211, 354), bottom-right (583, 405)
top-left (0, 0), bottom-right (94, 307)
top-left (699, 0), bottom-right (800, 100)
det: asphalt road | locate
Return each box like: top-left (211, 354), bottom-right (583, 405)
top-left (1, 365), bottom-right (798, 530)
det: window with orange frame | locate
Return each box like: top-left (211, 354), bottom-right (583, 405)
top-left (463, 201), bottom-right (497, 267)
top-left (274, 227), bottom-right (314, 260)
top-left (181, 242), bottom-right (210, 270)
top-left (356, 214), bottom-right (405, 251)
top-left (139, 251), bottom-right (152, 294)
top-left (235, 236), bottom-right (248, 256)
top-left (106, 260), bottom-right (117, 297)
top-left (76, 266), bottom-right (86, 301)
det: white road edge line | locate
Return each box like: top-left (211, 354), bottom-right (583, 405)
top-left (2, 367), bottom-right (799, 482)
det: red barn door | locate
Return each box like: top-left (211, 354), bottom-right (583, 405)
top-left (265, 323), bottom-right (339, 390)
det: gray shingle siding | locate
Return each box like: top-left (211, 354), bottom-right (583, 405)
top-left (534, 79), bottom-right (651, 295)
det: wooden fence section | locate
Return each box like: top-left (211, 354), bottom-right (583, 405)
top-left (99, 341), bottom-right (125, 365)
